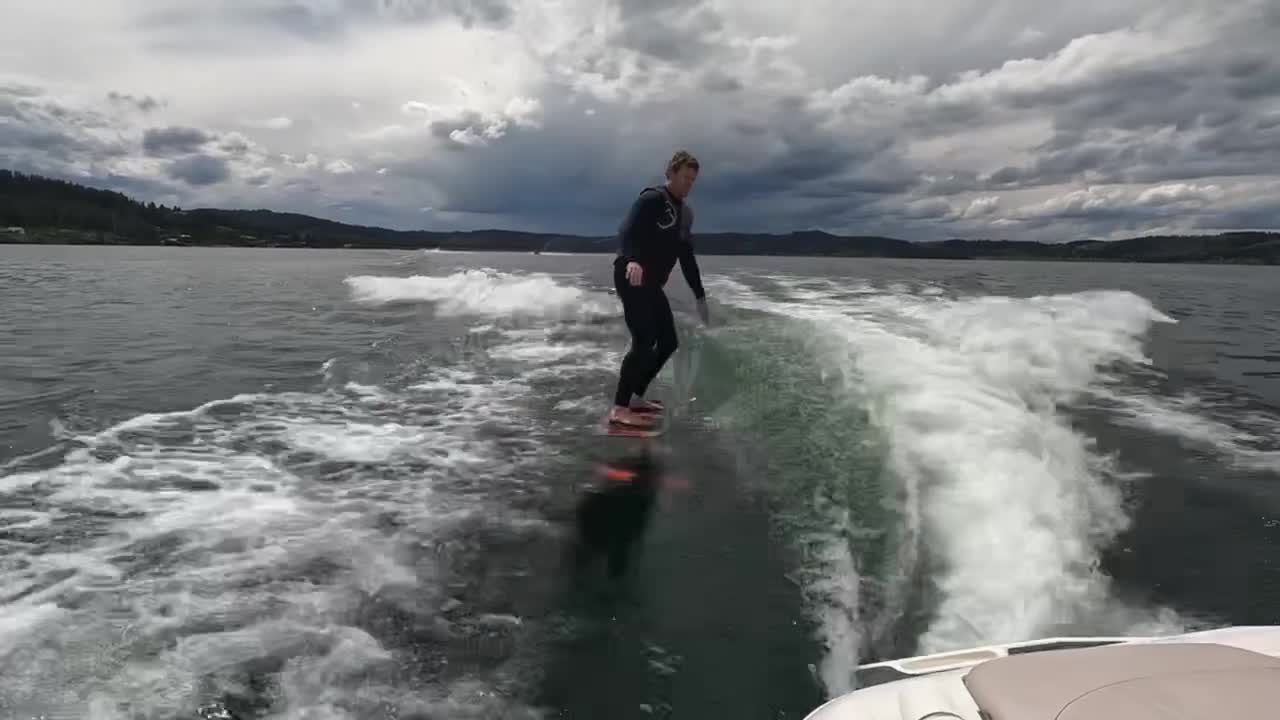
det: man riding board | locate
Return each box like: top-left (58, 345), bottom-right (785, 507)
top-left (608, 150), bottom-right (710, 429)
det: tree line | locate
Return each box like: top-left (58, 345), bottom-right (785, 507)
top-left (2, 168), bottom-right (1278, 263)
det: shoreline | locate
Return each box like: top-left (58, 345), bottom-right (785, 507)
top-left (4, 238), bottom-right (1278, 266)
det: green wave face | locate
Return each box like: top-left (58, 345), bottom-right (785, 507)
top-left (683, 274), bottom-right (1191, 696)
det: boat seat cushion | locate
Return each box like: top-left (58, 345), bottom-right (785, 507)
top-left (962, 641), bottom-right (1280, 719)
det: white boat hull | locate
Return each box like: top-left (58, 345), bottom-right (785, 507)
top-left (804, 626), bottom-right (1280, 720)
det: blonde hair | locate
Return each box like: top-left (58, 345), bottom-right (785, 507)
top-left (666, 150), bottom-right (699, 176)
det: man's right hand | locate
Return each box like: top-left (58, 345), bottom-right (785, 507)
top-left (626, 261), bottom-right (643, 286)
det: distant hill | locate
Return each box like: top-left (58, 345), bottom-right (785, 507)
top-left (3, 169), bottom-right (1278, 263)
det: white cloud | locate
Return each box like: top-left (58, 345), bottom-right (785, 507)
top-left (253, 116), bottom-right (294, 130)
top-left (1136, 183), bottom-right (1225, 206)
top-left (0, 0), bottom-right (1276, 239)
top-left (1016, 187), bottom-right (1129, 219)
top-left (326, 159), bottom-right (356, 174)
top-left (963, 196), bottom-right (1001, 219)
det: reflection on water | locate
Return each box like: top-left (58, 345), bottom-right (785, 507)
top-left (570, 444), bottom-right (665, 579)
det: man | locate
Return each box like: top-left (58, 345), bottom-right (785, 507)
top-left (608, 150), bottom-right (710, 429)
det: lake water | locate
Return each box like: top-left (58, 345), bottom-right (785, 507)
top-left (2, 245), bottom-right (1278, 719)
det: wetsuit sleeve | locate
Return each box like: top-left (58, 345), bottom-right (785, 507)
top-left (678, 241), bottom-right (705, 299)
top-left (617, 190), bottom-right (662, 263)
top-left (677, 205), bottom-right (705, 299)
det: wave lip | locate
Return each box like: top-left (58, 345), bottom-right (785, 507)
top-left (344, 269), bottom-right (615, 320)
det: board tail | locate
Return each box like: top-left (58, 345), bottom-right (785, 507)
top-left (600, 423), bottom-right (664, 438)
top-left (599, 413), bottom-right (665, 438)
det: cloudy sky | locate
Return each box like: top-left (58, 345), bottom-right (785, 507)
top-left (2, 0), bottom-right (1277, 241)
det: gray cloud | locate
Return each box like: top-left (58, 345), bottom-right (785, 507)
top-left (699, 70), bottom-right (742, 94)
top-left (144, 0), bottom-right (514, 45)
top-left (142, 126), bottom-right (213, 156)
top-left (166, 154), bottom-right (232, 186)
top-left (611, 0), bottom-right (721, 63)
top-left (0, 84), bottom-right (130, 170)
top-left (917, 172), bottom-right (984, 197)
top-left (2, 0), bottom-right (1277, 241)
top-left (218, 134), bottom-right (253, 156)
top-left (984, 108), bottom-right (1280, 194)
top-left (107, 91), bottom-right (162, 112)
top-left (934, 3), bottom-right (1280, 200)
top-left (0, 81), bottom-right (42, 98)
top-left (0, 80), bottom-right (273, 205)
top-left (97, 171), bottom-right (183, 202)
top-left (1195, 196), bottom-right (1280, 230)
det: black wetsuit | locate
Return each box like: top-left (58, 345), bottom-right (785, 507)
top-left (612, 185), bottom-right (705, 408)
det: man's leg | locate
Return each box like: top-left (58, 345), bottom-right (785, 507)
top-left (632, 289), bottom-right (678, 402)
top-left (611, 272), bottom-right (660, 424)
top-left (613, 300), bottom-right (656, 407)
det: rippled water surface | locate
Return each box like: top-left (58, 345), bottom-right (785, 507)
top-left (2, 245), bottom-right (1278, 719)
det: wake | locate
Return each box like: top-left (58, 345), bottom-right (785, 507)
top-left (712, 276), bottom-right (1195, 696)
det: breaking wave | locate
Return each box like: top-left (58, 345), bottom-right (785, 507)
top-left (344, 269), bottom-right (615, 320)
top-left (709, 276), bottom-right (1194, 696)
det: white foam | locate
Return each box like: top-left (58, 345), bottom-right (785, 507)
top-left (803, 520), bottom-right (863, 696)
top-left (1107, 391), bottom-right (1280, 471)
top-left (553, 396), bottom-right (599, 413)
top-left (285, 420), bottom-right (441, 464)
top-left (0, 602), bottom-right (64, 648)
top-left (713, 276), bottom-right (1189, 693)
top-left (489, 341), bottom-right (599, 364)
top-left (0, 361), bottom-right (549, 718)
top-left (344, 269), bottom-right (615, 320)
top-left (409, 367), bottom-right (483, 392)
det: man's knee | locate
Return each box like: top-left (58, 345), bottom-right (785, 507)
top-left (629, 329), bottom-right (661, 352)
top-left (657, 331), bottom-right (678, 356)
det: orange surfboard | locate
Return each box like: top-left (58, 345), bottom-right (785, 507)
top-left (597, 405), bottom-right (666, 438)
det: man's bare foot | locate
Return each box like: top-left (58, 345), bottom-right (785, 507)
top-left (609, 406), bottom-right (655, 427)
